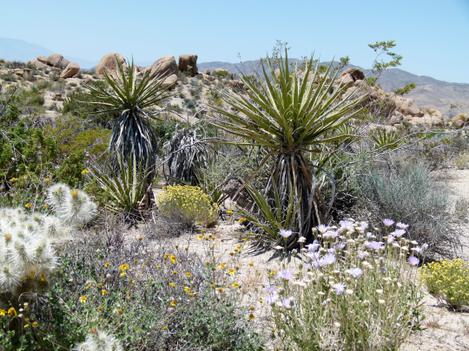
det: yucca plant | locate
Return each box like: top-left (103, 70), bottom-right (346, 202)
top-left (163, 124), bottom-right (210, 185)
top-left (85, 59), bottom-right (170, 209)
top-left (90, 155), bottom-right (148, 221)
top-left (211, 50), bottom-right (364, 247)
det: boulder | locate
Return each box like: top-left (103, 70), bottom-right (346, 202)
top-left (146, 56), bottom-right (178, 78)
top-left (60, 62), bottom-right (80, 79)
top-left (340, 68), bottom-right (365, 85)
top-left (36, 56), bottom-right (49, 65)
top-left (178, 54), bottom-right (198, 76)
top-left (96, 53), bottom-right (126, 76)
top-left (451, 113), bottom-right (467, 129)
top-left (161, 74), bottom-right (178, 89)
top-left (28, 58), bottom-right (49, 69)
top-left (46, 54), bottom-right (70, 69)
top-left (389, 110), bottom-right (404, 125)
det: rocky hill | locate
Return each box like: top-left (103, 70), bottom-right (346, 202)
top-left (199, 61), bottom-right (469, 117)
top-left (1, 52), bottom-right (467, 130)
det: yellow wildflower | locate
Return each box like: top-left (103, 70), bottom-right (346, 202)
top-left (79, 295), bottom-right (88, 304)
top-left (231, 282), bottom-right (241, 289)
top-left (169, 299), bottom-right (177, 307)
top-left (227, 268), bottom-right (237, 276)
top-left (185, 272), bottom-right (192, 278)
top-left (81, 168), bottom-right (90, 175)
top-left (32, 321), bottom-right (39, 328)
top-left (0, 309), bottom-right (6, 316)
top-left (168, 282), bottom-right (176, 288)
top-left (24, 203), bottom-right (33, 209)
top-left (7, 307), bottom-right (17, 317)
top-left (101, 289), bottom-right (108, 296)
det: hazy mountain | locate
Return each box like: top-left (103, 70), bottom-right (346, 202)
top-left (0, 37), bottom-right (52, 62)
top-left (0, 38), bottom-right (95, 68)
top-left (199, 61), bottom-right (469, 116)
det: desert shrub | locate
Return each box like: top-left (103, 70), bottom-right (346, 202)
top-left (62, 81), bottom-right (117, 127)
top-left (353, 160), bottom-right (459, 258)
top-left (21, 223), bottom-right (262, 350)
top-left (157, 185), bottom-right (218, 227)
top-left (270, 219), bottom-right (423, 350)
top-left (420, 259), bottom-right (469, 309)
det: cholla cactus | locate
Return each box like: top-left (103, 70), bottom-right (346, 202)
top-left (0, 184), bottom-right (96, 297)
top-left (74, 329), bottom-right (123, 351)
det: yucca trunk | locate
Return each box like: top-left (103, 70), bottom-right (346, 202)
top-left (110, 108), bottom-right (157, 209)
top-left (268, 152), bottom-right (320, 246)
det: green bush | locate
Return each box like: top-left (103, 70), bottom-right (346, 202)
top-left (157, 185), bottom-right (218, 227)
top-left (420, 259), bottom-right (469, 309)
top-left (353, 160), bottom-right (459, 258)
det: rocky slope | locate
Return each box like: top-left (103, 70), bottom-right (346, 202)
top-left (1, 52), bottom-right (467, 129)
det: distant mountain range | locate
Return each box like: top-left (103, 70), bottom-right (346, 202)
top-left (1, 38), bottom-right (468, 116)
top-left (199, 61), bottom-right (469, 116)
top-left (0, 37), bottom-right (95, 69)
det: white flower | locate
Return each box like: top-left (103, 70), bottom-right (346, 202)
top-left (279, 229), bottom-right (293, 238)
top-left (74, 330), bottom-right (123, 351)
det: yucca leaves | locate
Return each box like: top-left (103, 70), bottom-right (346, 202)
top-left (90, 156), bottom-right (149, 221)
top-left (212, 50), bottom-right (365, 246)
top-left (85, 59), bottom-right (171, 213)
top-left (86, 59), bottom-right (170, 171)
top-left (212, 51), bottom-right (363, 153)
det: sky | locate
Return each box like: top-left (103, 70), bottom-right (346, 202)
top-left (1, 0), bottom-right (469, 82)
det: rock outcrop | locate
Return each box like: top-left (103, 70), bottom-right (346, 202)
top-left (178, 55), bottom-right (198, 76)
top-left (60, 62), bottom-right (80, 79)
top-left (34, 54), bottom-right (70, 69)
top-left (146, 56), bottom-right (178, 77)
top-left (96, 53), bottom-right (126, 76)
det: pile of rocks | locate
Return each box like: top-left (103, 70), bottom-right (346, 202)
top-left (340, 68), bottom-right (445, 127)
top-left (29, 54), bottom-right (80, 79)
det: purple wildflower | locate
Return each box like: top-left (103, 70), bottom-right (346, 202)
top-left (396, 222), bottom-right (409, 229)
top-left (387, 235), bottom-right (395, 244)
top-left (306, 240), bottom-right (320, 253)
top-left (277, 269), bottom-right (293, 281)
top-left (265, 286), bottom-right (279, 304)
top-left (391, 229), bottom-right (406, 237)
top-left (365, 241), bottom-right (384, 251)
top-left (317, 224), bottom-right (328, 233)
top-left (383, 218), bottom-right (395, 227)
top-left (334, 241), bottom-right (346, 250)
top-left (358, 221), bottom-right (369, 233)
top-left (279, 297), bottom-right (293, 308)
top-left (346, 267), bottom-right (363, 278)
top-left (323, 230), bottom-right (339, 239)
top-left (332, 282), bottom-right (346, 295)
top-left (357, 250), bottom-right (369, 259)
top-left (408, 256), bottom-right (420, 266)
top-left (339, 220), bottom-right (354, 232)
top-left (279, 229), bottom-right (293, 238)
top-left (319, 253), bottom-right (336, 267)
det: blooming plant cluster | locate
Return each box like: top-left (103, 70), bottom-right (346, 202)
top-left (420, 258), bottom-right (469, 309)
top-left (157, 185), bottom-right (218, 227)
top-left (74, 329), bottom-right (123, 351)
top-left (268, 218), bottom-right (424, 351)
top-left (0, 183), bottom-right (96, 298)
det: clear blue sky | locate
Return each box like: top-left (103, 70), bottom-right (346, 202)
top-left (2, 0), bottom-right (469, 82)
